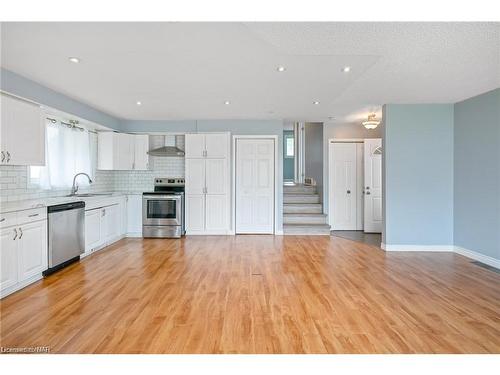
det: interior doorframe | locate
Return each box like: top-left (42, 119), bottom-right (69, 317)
top-left (232, 135), bottom-right (279, 235)
top-left (328, 138), bottom-right (365, 230)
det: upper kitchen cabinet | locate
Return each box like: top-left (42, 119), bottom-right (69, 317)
top-left (185, 133), bottom-right (229, 159)
top-left (0, 93), bottom-right (45, 166)
top-left (98, 132), bottom-right (149, 170)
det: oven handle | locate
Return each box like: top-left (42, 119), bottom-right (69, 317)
top-left (143, 195), bottom-right (183, 200)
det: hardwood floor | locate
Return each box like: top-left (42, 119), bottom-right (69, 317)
top-left (1, 235), bottom-right (499, 354)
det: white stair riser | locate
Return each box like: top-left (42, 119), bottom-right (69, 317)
top-left (284, 215), bottom-right (327, 225)
top-left (283, 205), bottom-right (323, 214)
top-left (284, 187), bottom-right (317, 194)
top-left (284, 195), bottom-right (320, 204)
top-left (283, 226), bottom-right (331, 235)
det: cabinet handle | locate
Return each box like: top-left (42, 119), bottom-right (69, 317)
top-left (102, 209), bottom-right (106, 217)
top-left (1, 151), bottom-right (4, 163)
top-left (6, 151), bottom-right (10, 163)
top-left (28, 213), bottom-right (39, 217)
top-left (0, 218), bottom-right (5, 222)
top-left (18, 227), bottom-right (23, 239)
top-left (13, 228), bottom-right (17, 240)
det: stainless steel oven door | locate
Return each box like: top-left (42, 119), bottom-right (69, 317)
top-left (142, 194), bottom-right (182, 226)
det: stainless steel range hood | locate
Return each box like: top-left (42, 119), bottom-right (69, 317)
top-left (148, 135), bottom-right (185, 157)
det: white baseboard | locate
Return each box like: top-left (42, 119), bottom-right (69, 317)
top-left (275, 230), bottom-right (284, 235)
top-left (381, 243), bottom-right (499, 269)
top-left (126, 232), bottom-right (143, 238)
top-left (454, 246), bottom-right (500, 269)
top-left (382, 243), bottom-right (455, 252)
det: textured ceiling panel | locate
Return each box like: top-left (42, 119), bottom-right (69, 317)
top-left (1, 22), bottom-right (499, 124)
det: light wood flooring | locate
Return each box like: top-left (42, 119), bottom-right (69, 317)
top-left (1, 236), bottom-right (499, 353)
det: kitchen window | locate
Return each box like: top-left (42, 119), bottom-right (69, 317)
top-left (30, 118), bottom-right (94, 189)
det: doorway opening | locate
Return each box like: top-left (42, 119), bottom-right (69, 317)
top-left (328, 138), bottom-right (383, 234)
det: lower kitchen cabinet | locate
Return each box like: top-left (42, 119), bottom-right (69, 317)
top-left (84, 201), bottom-right (126, 255)
top-left (17, 221), bottom-right (48, 281)
top-left (0, 218), bottom-right (48, 298)
top-left (126, 194), bottom-right (143, 236)
top-left (0, 227), bottom-right (18, 292)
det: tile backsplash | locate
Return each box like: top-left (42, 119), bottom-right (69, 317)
top-left (0, 135), bottom-right (185, 203)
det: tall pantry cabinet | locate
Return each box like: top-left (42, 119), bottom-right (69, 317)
top-left (185, 133), bottom-right (230, 234)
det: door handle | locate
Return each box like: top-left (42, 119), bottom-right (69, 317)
top-left (13, 228), bottom-right (17, 240)
top-left (366, 191), bottom-right (371, 195)
top-left (366, 186), bottom-right (370, 190)
top-left (18, 227), bottom-right (23, 239)
top-left (346, 190), bottom-right (351, 194)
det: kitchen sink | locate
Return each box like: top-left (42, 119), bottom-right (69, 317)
top-left (66, 193), bottom-right (112, 197)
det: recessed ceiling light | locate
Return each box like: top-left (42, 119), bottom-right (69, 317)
top-left (313, 101), bottom-right (320, 105)
top-left (276, 66), bottom-right (286, 72)
top-left (68, 57), bottom-right (80, 63)
top-left (136, 101), bottom-right (142, 106)
top-left (224, 101), bottom-right (231, 105)
top-left (342, 66), bottom-right (351, 73)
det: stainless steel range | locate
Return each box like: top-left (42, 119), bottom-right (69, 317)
top-left (142, 178), bottom-right (185, 238)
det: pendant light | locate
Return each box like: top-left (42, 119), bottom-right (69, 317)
top-left (362, 114), bottom-right (380, 130)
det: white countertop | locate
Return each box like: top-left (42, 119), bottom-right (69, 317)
top-left (0, 191), bottom-right (143, 214)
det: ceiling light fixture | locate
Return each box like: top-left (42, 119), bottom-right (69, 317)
top-left (68, 57), bottom-right (80, 63)
top-left (277, 66), bottom-right (286, 72)
top-left (136, 101), bottom-right (142, 106)
top-left (224, 101), bottom-right (231, 105)
top-left (342, 66), bottom-right (351, 73)
top-left (313, 101), bottom-right (320, 105)
top-left (362, 114), bottom-right (380, 130)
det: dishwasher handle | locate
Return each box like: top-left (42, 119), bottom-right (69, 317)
top-left (48, 201), bottom-right (85, 213)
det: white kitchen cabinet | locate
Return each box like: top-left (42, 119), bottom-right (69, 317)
top-left (184, 134), bottom-right (205, 158)
top-left (205, 133), bottom-right (229, 159)
top-left (17, 221), bottom-right (48, 282)
top-left (85, 208), bottom-right (104, 254)
top-left (98, 132), bottom-right (149, 170)
top-left (117, 133), bottom-right (134, 170)
top-left (133, 135), bottom-right (149, 170)
top-left (0, 210), bottom-right (48, 299)
top-left (206, 159), bottom-right (227, 194)
top-left (185, 132), bottom-right (230, 234)
top-left (104, 204), bottom-right (121, 242)
top-left (205, 195), bottom-right (228, 231)
top-left (0, 227), bottom-right (18, 292)
top-left (126, 194), bottom-right (143, 236)
top-left (185, 194), bottom-right (205, 232)
top-left (185, 133), bottom-right (229, 159)
top-left (185, 159), bottom-right (206, 195)
top-left (1, 93), bottom-right (45, 166)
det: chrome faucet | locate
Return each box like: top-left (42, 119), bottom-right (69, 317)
top-left (70, 173), bottom-right (93, 196)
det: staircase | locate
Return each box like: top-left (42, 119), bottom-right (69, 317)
top-left (283, 184), bottom-right (331, 235)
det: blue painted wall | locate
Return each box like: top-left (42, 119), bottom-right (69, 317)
top-left (454, 88), bottom-right (500, 260)
top-left (1, 68), bottom-right (122, 130)
top-left (383, 104), bottom-right (454, 246)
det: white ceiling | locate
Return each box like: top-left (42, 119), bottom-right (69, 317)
top-left (1, 22), bottom-right (499, 124)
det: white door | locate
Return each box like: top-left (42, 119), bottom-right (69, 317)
top-left (1, 94), bottom-right (45, 166)
top-left (330, 143), bottom-right (358, 230)
top-left (235, 139), bottom-right (275, 234)
top-left (185, 194), bottom-right (205, 232)
top-left (184, 134), bottom-right (205, 158)
top-left (0, 227), bottom-right (18, 292)
top-left (364, 139), bottom-right (383, 233)
top-left (205, 133), bottom-right (229, 158)
top-left (17, 221), bottom-right (48, 281)
top-left (85, 208), bottom-right (104, 252)
top-left (185, 159), bottom-right (206, 195)
top-left (133, 134), bottom-right (149, 170)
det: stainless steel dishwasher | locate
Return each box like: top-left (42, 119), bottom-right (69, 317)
top-left (44, 201), bottom-right (85, 275)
